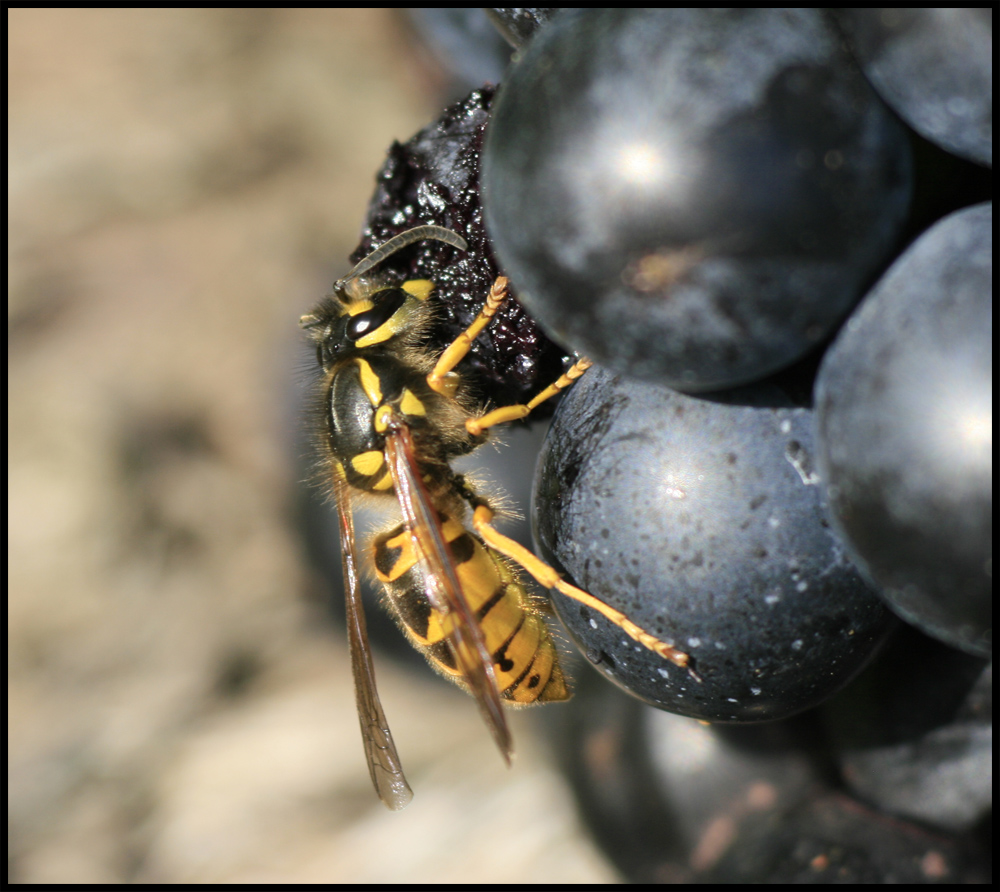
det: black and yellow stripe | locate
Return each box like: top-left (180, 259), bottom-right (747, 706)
top-left (373, 519), bottom-right (568, 704)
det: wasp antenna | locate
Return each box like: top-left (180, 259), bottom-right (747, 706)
top-left (337, 226), bottom-right (468, 286)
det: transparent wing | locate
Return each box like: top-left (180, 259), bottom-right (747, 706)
top-left (384, 424), bottom-right (513, 764)
top-left (333, 466), bottom-right (413, 810)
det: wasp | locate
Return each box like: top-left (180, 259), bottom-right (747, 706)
top-left (300, 225), bottom-right (691, 809)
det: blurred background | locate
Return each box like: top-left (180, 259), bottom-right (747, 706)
top-left (8, 9), bottom-right (618, 883)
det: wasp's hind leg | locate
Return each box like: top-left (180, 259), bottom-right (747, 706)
top-left (468, 503), bottom-right (692, 672)
top-left (426, 277), bottom-right (509, 397)
top-left (465, 358), bottom-right (592, 437)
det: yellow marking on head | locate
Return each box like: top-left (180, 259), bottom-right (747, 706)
top-left (351, 450), bottom-right (385, 477)
top-left (356, 328), bottom-right (392, 349)
top-left (356, 358), bottom-right (383, 406)
top-left (355, 290), bottom-right (427, 348)
top-left (345, 299), bottom-right (375, 316)
top-left (399, 388), bottom-right (427, 417)
top-left (401, 279), bottom-right (434, 301)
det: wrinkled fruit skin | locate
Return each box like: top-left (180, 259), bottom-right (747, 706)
top-left (355, 87), bottom-right (570, 409)
top-left (534, 368), bottom-right (893, 721)
top-left (816, 203), bottom-right (993, 657)
top-left (484, 8), bottom-right (912, 390)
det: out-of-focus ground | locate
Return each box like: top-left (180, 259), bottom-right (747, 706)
top-left (8, 9), bottom-right (618, 883)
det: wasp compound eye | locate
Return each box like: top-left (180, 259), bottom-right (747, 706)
top-left (346, 288), bottom-right (407, 342)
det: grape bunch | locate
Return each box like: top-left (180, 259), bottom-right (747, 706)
top-left (358, 8), bottom-right (990, 881)
top-left (476, 8), bottom-right (990, 883)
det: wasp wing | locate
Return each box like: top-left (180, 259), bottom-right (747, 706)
top-left (333, 466), bottom-right (413, 810)
top-left (384, 424), bottom-right (513, 764)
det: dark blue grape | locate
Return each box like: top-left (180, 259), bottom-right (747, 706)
top-left (483, 8), bottom-right (913, 390)
top-left (533, 367), bottom-right (893, 722)
top-left (403, 9), bottom-right (511, 97)
top-left (834, 8), bottom-right (993, 168)
top-left (547, 635), bottom-right (991, 883)
top-left (816, 202), bottom-right (992, 657)
top-left (697, 791), bottom-right (990, 883)
top-left (546, 668), bottom-right (825, 882)
top-left (820, 625), bottom-right (992, 834)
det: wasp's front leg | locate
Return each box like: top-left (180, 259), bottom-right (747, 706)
top-left (464, 358), bottom-right (592, 437)
top-left (426, 277), bottom-right (509, 398)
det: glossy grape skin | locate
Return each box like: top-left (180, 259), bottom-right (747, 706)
top-left (816, 202), bottom-right (993, 658)
top-left (465, 8), bottom-right (993, 879)
top-left (533, 367), bottom-right (893, 722)
top-left (483, 8), bottom-right (913, 391)
top-left (834, 8), bottom-right (993, 168)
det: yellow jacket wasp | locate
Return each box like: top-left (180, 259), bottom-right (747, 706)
top-left (301, 225), bottom-right (691, 809)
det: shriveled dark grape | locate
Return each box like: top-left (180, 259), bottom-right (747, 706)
top-left (353, 87), bottom-right (570, 408)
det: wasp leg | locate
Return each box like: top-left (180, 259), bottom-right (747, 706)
top-left (469, 504), bottom-right (691, 670)
top-left (465, 358), bottom-right (593, 437)
top-left (426, 277), bottom-right (509, 398)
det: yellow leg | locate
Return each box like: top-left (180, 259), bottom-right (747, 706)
top-left (465, 358), bottom-right (593, 437)
top-left (470, 505), bottom-right (691, 669)
top-left (427, 277), bottom-right (509, 397)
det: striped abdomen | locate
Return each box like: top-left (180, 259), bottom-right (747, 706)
top-left (373, 518), bottom-right (569, 704)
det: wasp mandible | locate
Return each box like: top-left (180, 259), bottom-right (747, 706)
top-left (300, 226), bottom-right (691, 809)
